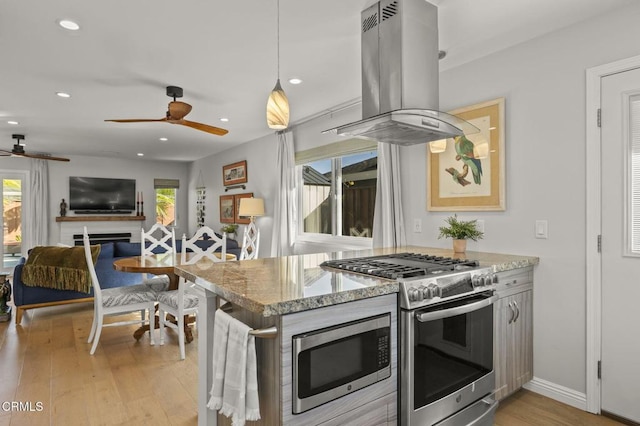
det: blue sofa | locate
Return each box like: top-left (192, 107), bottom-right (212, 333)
top-left (13, 238), bottom-right (241, 324)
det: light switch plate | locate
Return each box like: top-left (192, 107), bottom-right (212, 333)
top-left (413, 219), bottom-right (422, 233)
top-left (535, 220), bottom-right (548, 239)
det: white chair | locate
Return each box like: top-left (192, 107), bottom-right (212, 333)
top-left (157, 226), bottom-right (227, 359)
top-left (239, 222), bottom-right (260, 260)
top-left (84, 227), bottom-right (157, 355)
top-left (141, 223), bottom-right (176, 281)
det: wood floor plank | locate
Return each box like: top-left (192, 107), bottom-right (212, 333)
top-left (2, 302), bottom-right (629, 426)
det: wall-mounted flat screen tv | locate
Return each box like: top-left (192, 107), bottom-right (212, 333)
top-left (69, 176), bottom-right (136, 212)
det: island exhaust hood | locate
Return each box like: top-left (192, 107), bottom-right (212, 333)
top-left (326, 0), bottom-right (478, 145)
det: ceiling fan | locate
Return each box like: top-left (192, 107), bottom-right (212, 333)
top-left (0, 134), bottom-right (70, 162)
top-left (105, 86), bottom-right (229, 136)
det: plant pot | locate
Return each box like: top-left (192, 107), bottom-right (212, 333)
top-left (453, 239), bottom-right (467, 253)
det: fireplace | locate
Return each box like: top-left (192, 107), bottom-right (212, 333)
top-left (73, 232), bottom-right (132, 246)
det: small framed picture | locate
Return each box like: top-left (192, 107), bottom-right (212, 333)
top-left (219, 195), bottom-right (235, 223)
top-left (223, 160), bottom-right (248, 186)
top-left (233, 192), bottom-right (254, 225)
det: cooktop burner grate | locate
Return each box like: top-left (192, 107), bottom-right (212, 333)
top-left (321, 253), bottom-right (480, 279)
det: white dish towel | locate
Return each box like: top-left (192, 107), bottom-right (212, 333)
top-left (207, 309), bottom-right (260, 426)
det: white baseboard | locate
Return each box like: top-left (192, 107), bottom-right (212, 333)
top-left (523, 377), bottom-right (587, 411)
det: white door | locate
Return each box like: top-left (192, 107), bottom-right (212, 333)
top-left (601, 67), bottom-right (640, 422)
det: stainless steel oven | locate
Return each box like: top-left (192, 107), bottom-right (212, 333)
top-left (292, 313), bottom-right (391, 414)
top-left (401, 290), bottom-right (498, 425)
top-left (321, 252), bottom-right (500, 425)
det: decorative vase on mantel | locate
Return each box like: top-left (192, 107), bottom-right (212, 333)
top-left (453, 239), bottom-right (467, 253)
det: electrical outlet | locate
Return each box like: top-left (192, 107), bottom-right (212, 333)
top-left (414, 219), bottom-right (422, 233)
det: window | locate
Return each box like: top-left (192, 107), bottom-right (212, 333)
top-left (2, 177), bottom-right (23, 270)
top-left (297, 140), bottom-right (377, 240)
top-left (630, 95), bottom-right (640, 253)
top-left (154, 179), bottom-right (179, 227)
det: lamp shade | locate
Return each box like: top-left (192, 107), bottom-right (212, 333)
top-left (266, 79), bottom-right (290, 130)
top-left (238, 197), bottom-right (265, 218)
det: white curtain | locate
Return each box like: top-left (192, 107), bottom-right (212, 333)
top-left (27, 159), bottom-right (49, 248)
top-left (270, 130), bottom-right (297, 257)
top-left (372, 142), bottom-right (406, 248)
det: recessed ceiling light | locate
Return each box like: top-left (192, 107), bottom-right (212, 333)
top-left (159, 137), bottom-right (168, 141)
top-left (220, 118), bottom-right (229, 122)
top-left (56, 92), bottom-right (71, 98)
top-left (7, 121), bottom-right (19, 125)
top-left (58, 19), bottom-right (80, 31)
top-left (289, 78), bottom-right (303, 85)
top-left (137, 153), bottom-right (144, 157)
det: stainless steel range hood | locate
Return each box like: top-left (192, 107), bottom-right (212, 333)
top-left (326, 0), bottom-right (478, 145)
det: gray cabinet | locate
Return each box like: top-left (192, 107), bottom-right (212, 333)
top-left (493, 267), bottom-right (534, 400)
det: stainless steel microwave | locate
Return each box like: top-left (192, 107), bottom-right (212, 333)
top-left (292, 313), bottom-right (392, 414)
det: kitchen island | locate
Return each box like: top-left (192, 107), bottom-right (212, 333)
top-left (175, 246), bottom-right (539, 426)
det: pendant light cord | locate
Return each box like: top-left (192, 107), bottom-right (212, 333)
top-left (277, 0), bottom-right (280, 79)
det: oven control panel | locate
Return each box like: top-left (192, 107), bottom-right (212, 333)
top-left (400, 267), bottom-right (497, 309)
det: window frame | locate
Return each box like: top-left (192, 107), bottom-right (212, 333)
top-left (295, 141), bottom-right (377, 249)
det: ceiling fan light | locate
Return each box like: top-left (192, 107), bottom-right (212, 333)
top-left (267, 79), bottom-right (289, 130)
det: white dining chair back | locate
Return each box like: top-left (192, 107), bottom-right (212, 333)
top-left (239, 222), bottom-right (260, 260)
top-left (142, 223), bottom-right (176, 255)
top-left (141, 223), bottom-right (176, 280)
top-left (84, 226), bottom-right (157, 355)
top-left (157, 226), bottom-right (227, 359)
top-left (180, 226), bottom-right (227, 265)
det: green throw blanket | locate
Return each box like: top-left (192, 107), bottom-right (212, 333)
top-left (21, 245), bottom-right (101, 294)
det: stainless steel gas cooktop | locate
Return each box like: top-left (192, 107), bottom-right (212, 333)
top-left (321, 252), bottom-right (497, 310)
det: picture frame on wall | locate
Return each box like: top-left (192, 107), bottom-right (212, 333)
top-left (223, 160), bottom-right (248, 186)
top-left (233, 192), bottom-right (254, 225)
top-left (219, 194), bottom-right (235, 223)
top-left (427, 97), bottom-right (506, 211)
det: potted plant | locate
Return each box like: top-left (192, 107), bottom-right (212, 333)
top-left (221, 224), bottom-right (239, 240)
top-left (437, 214), bottom-right (484, 253)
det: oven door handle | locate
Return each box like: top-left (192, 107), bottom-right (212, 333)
top-left (415, 294), bottom-right (498, 322)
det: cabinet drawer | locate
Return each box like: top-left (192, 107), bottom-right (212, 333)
top-left (495, 267), bottom-right (533, 295)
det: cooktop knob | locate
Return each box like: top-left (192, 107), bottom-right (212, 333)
top-left (427, 283), bottom-right (440, 299)
top-left (408, 288), bottom-right (420, 302)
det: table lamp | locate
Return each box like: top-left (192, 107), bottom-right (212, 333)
top-left (238, 197), bottom-right (265, 259)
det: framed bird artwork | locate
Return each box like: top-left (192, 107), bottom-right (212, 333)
top-left (427, 97), bottom-right (506, 211)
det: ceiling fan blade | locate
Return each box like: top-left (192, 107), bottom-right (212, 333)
top-left (105, 118), bottom-right (167, 123)
top-left (179, 120), bottom-right (229, 136)
top-left (19, 152), bottom-right (70, 162)
top-left (0, 150), bottom-right (12, 156)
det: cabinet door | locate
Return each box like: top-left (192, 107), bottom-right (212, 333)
top-left (493, 296), bottom-right (512, 400)
top-left (493, 290), bottom-right (533, 400)
top-left (508, 290), bottom-right (533, 391)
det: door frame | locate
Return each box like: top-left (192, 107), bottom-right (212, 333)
top-left (585, 54), bottom-right (640, 414)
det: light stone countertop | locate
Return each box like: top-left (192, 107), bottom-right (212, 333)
top-left (175, 246), bottom-right (539, 317)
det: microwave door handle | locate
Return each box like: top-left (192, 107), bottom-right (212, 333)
top-left (415, 294), bottom-right (498, 322)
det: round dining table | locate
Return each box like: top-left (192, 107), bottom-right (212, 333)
top-left (113, 251), bottom-right (236, 342)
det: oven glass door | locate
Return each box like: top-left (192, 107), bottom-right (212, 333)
top-left (413, 293), bottom-right (494, 409)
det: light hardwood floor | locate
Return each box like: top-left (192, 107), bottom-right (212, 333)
top-left (0, 303), bottom-right (627, 425)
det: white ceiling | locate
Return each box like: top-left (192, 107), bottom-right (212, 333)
top-left (0, 0), bottom-right (634, 162)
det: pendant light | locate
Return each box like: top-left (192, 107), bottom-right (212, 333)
top-left (266, 0), bottom-right (290, 130)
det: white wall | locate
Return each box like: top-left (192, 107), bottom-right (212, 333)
top-left (401, 3), bottom-right (640, 395)
top-left (0, 155), bottom-right (189, 245)
top-left (188, 133), bottom-right (279, 255)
